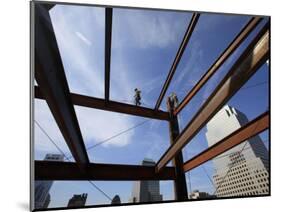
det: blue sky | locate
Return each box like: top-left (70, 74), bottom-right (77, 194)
top-left (34, 4), bottom-right (269, 208)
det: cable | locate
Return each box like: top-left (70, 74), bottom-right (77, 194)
top-left (201, 165), bottom-right (216, 189)
top-left (34, 120), bottom-right (113, 202)
top-left (212, 141), bottom-right (249, 195)
top-left (64, 119), bottom-right (151, 161)
top-left (35, 120), bottom-right (67, 157)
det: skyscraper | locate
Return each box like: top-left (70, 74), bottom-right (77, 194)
top-left (111, 195), bottom-right (121, 205)
top-left (67, 193), bottom-right (88, 207)
top-left (206, 105), bottom-right (269, 197)
top-left (130, 158), bottom-right (163, 203)
top-left (34, 154), bottom-right (64, 209)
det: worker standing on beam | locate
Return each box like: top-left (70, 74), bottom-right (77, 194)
top-left (167, 92), bottom-right (179, 110)
top-left (134, 88), bottom-right (142, 106)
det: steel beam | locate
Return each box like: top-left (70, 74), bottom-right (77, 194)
top-left (154, 13), bottom-right (200, 110)
top-left (183, 111), bottom-right (269, 172)
top-left (105, 8), bottom-right (113, 101)
top-left (167, 112), bottom-right (188, 200)
top-left (156, 22), bottom-right (269, 172)
top-left (35, 161), bottom-right (176, 181)
top-left (174, 17), bottom-right (262, 115)
top-left (35, 86), bottom-right (170, 121)
top-left (34, 4), bottom-right (89, 164)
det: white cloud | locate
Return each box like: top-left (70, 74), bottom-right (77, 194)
top-left (112, 9), bottom-right (190, 49)
top-left (74, 106), bottom-right (134, 147)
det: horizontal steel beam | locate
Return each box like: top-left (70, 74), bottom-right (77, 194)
top-left (35, 86), bottom-right (170, 121)
top-left (156, 22), bottom-right (269, 172)
top-left (34, 4), bottom-right (89, 164)
top-left (154, 13), bottom-right (200, 110)
top-left (35, 161), bottom-right (176, 181)
top-left (174, 17), bottom-right (262, 115)
top-left (183, 111), bottom-right (269, 172)
top-left (105, 8), bottom-right (113, 101)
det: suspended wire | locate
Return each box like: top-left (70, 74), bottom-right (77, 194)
top-left (35, 120), bottom-right (67, 158)
top-left (34, 120), bottom-right (113, 202)
top-left (84, 119), bottom-right (151, 151)
top-left (201, 165), bottom-right (216, 189)
top-left (62, 119), bottom-right (152, 161)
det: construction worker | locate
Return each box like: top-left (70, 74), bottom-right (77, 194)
top-left (167, 92), bottom-right (178, 113)
top-left (170, 92), bottom-right (179, 108)
top-left (134, 88), bottom-right (141, 106)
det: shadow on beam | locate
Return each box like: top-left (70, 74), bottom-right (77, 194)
top-left (35, 161), bottom-right (176, 181)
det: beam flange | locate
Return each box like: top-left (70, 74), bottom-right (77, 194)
top-left (35, 86), bottom-right (170, 121)
top-left (154, 13), bottom-right (200, 110)
top-left (34, 4), bottom-right (89, 164)
top-left (105, 8), bottom-right (113, 101)
top-left (174, 17), bottom-right (262, 115)
top-left (156, 22), bottom-right (269, 172)
top-left (35, 161), bottom-right (176, 181)
top-left (183, 111), bottom-right (269, 172)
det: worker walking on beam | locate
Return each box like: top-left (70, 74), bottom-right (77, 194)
top-left (134, 88), bottom-right (142, 106)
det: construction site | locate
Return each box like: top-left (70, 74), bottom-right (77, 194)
top-left (31, 1), bottom-right (270, 210)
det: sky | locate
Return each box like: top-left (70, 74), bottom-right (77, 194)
top-left (34, 4), bottom-right (269, 208)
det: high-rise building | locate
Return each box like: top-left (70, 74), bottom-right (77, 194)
top-left (67, 193), bottom-right (88, 207)
top-left (206, 105), bottom-right (269, 197)
top-left (130, 158), bottom-right (163, 203)
top-left (111, 195), bottom-right (121, 205)
top-left (189, 190), bottom-right (216, 199)
top-left (34, 154), bottom-right (64, 209)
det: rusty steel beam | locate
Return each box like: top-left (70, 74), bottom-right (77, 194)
top-left (154, 13), bottom-right (200, 110)
top-left (34, 4), bottom-right (89, 164)
top-left (35, 86), bottom-right (170, 121)
top-left (183, 111), bottom-right (269, 172)
top-left (35, 161), bottom-right (176, 181)
top-left (168, 113), bottom-right (188, 200)
top-left (105, 8), bottom-right (113, 101)
top-left (174, 17), bottom-right (262, 115)
top-left (156, 22), bottom-right (269, 172)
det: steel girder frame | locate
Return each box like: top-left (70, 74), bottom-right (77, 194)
top-left (34, 4), bottom-right (89, 164)
top-left (35, 86), bottom-right (170, 121)
top-left (154, 13), bottom-right (200, 110)
top-left (156, 22), bottom-right (269, 172)
top-left (105, 8), bottom-right (112, 101)
top-left (183, 111), bottom-right (269, 172)
top-left (173, 17), bottom-right (262, 115)
top-left (35, 161), bottom-right (176, 181)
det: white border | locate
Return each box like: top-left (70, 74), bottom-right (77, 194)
top-left (0, 0), bottom-right (280, 211)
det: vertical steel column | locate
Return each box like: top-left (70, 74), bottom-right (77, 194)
top-left (167, 98), bottom-right (188, 200)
